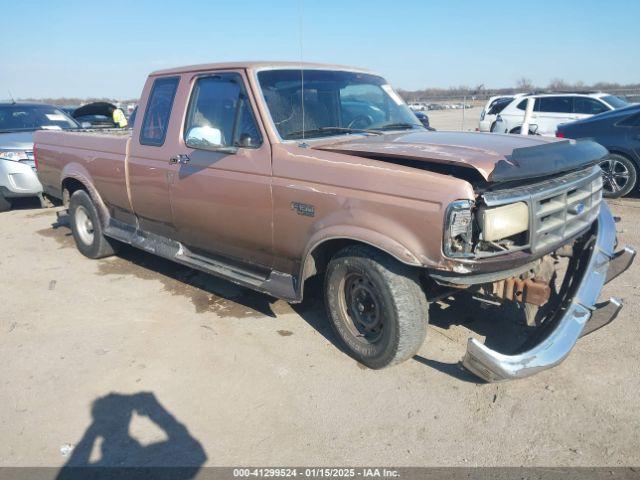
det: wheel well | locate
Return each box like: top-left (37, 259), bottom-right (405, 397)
top-left (302, 239), bottom-right (359, 282)
top-left (61, 177), bottom-right (88, 205)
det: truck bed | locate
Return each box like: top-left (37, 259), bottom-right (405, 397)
top-left (34, 128), bottom-right (131, 207)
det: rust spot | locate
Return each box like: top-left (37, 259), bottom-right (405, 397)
top-left (277, 330), bottom-right (293, 336)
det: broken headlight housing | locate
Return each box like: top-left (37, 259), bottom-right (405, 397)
top-left (444, 200), bottom-right (531, 258)
top-left (444, 200), bottom-right (474, 257)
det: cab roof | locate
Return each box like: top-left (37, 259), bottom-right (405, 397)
top-left (150, 61), bottom-right (374, 77)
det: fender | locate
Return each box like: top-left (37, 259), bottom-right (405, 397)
top-left (60, 163), bottom-right (110, 226)
top-left (299, 222), bottom-right (425, 282)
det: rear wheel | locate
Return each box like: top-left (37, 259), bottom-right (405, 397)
top-left (599, 154), bottom-right (637, 198)
top-left (0, 193), bottom-right (11, 212)
top-left (324, 245), bottom-right (429, 369)
top-left (69, 190), bottom-right (118, 259)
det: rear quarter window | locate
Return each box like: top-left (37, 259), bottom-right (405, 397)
top-left (574, 97), bottom-right (609, 115)
top-left (139, 76), bottom-right (180, 146)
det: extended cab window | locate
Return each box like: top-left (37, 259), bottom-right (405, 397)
top-left (184, 74), bottom-right (261, 149)
top-left (140, 76), bottom-right (180, 146)
top-left (574, 97), bottom-right (609, 115)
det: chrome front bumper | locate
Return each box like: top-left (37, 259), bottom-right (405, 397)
top-left (462, 202), bottom-right (635, 382)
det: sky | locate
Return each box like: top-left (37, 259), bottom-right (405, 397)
top-left (1, 0), bottom-right (638, 99)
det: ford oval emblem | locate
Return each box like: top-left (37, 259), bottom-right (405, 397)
top-left (569, 203), bottom-right (585, 215)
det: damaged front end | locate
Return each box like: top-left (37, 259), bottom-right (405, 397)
top-left (434, 165), bottom-right (635, 382)
top-left (462, 203), bottom-right (634, 382)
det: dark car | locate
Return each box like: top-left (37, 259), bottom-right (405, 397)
top-left (413, 111), bottom-right (435, 130)
top-left (556, 104), bottom-right (640, 198)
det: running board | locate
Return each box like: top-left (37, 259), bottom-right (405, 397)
top-left (104, 219), bottom-right (298, 302)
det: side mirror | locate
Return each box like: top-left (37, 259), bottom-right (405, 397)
top-left (185, 126), bottom-right (238, 154)
top-left (186, 126), bottom-right (222, 147)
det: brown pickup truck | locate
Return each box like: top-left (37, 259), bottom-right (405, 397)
top-left (34, 62), bottom-right (635, 382)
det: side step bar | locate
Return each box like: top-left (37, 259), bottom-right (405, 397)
top-left (103, 218), bottom-right (298, 302)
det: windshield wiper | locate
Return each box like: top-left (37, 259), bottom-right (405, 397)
top-left (283, 126), bottom-right (382, 139)
top-left (375, 123), bottom-right (422, 131)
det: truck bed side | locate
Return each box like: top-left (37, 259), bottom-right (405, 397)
top-left (35, 129), bottom-right (132, 217)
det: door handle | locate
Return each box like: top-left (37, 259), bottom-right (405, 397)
top-left (169, 154), bottom-right (190, 165)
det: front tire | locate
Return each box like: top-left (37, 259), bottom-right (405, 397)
top-left (324, 245), bottom-right (429, 369)
top-left (599, 154), bottom-right (637, 198)
top-left (69, 190), bottom-right (118, 259)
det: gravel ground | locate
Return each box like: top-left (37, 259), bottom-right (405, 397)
top-left (421, 106), bottom-right (482, 131)
top-left (1, 196), bottom-right (639, 468)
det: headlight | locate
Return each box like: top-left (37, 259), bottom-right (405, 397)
top-left (478, 202), bottom-right (529, 242)
top-left (444, 200), bottom-right (530, 258)
top-left (444, 200), bottom-right (474, 257)
top-left (0, 150), bottom-right (29, 162)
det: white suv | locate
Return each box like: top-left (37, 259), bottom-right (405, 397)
top-left (478, 94), bottom-right (525, 132)
top-left (492, 92), bottom-right (629, 136)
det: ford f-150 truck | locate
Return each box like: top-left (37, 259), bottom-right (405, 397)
top-left (34, 62), bottom-right (635, 382)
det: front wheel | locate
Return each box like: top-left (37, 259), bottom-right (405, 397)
top-left (599, 154), bottom-right (637, 198)
top-left (324, 245), bottom-right (429, 369)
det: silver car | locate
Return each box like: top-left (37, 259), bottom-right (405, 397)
top-left (0, 103), bottom-right (80, 211)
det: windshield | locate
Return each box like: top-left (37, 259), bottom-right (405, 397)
top-left (602, 95), bottom-right (629, 109)
top-left (257, 69), bottom-right (422, 140)
top-left (0, 105), bottom-right (79, 132)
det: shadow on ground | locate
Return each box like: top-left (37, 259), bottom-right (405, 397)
top-left (56, 392), bottom-right (206, 479)
top-left (6, 196), bottom-right (42, 210)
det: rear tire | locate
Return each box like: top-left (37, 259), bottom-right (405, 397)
top-left (599, 154), bottom-right (637, 198)
top-left (69, 190), bottom-right (118, 259)
top-left (324, 245), bottom-right (429, 369)
top-left (0, 193), bottom-right (11, 212)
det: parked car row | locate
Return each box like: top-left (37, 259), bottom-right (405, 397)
top-left (410, 102), bottom-right (470, 112)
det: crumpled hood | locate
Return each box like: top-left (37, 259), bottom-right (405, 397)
top-left (0, 131), bottom-right (34, 151)
top-left (314, 130), bottom-right (608, 183)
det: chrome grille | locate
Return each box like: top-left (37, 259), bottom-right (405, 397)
top-left (532, 172), bottom-right (602, 252)
top-left (482, 165), bottom-right (603, 254)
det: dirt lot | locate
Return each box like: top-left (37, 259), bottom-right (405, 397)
top-left (1, 197), bottom-right (639, 468)
top-left (421, 106), bottom-right (482, 131)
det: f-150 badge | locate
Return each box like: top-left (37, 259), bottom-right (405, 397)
top-left (291, 202), bottom-right (315, 217)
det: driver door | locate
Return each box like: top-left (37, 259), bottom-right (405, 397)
top-left (168, 71), bottom-right (274, 269)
